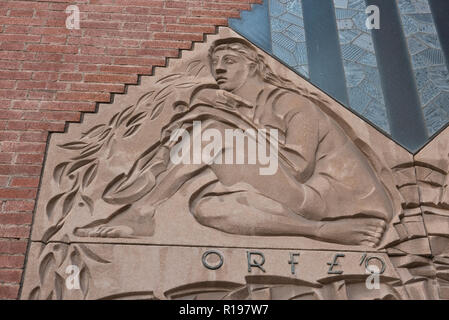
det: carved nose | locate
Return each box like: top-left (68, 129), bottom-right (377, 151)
top-left (215, 67), bottom-right (226, 75)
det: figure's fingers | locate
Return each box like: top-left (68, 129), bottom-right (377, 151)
top-left (100, 226), bottom-right (111, 237)
top-left (88, 227), bottom-right (101, 237)
top-left (106, 229), bottom-right (119, 237)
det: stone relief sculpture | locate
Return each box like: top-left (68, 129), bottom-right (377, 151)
top-left (22, 29), bottom-right (448, 300)
top-left (53, 37), bottom-right (399, 247)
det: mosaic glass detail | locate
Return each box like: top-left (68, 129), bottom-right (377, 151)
top-left (229, 0), bottom-right (449, 150)
top-left (398, 0), bottom-right (449, 136)
top-left (269, 0), bottom-right (309, 77)
top-left (334, 0), bottom-right (390, 133)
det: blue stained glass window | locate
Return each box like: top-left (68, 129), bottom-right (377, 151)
top-left (229, 0), bottom-right (449, 152)
top-left (334, 0), bottom-right (390, 132)
top-left (270, 0), bottom-right (309, 77)
top-left (397, 0), bottom-right (449, 136)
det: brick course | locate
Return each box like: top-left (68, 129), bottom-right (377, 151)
top-left (0, 0), bottom-right (260, 299)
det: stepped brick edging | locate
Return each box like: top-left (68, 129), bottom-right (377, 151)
top-left (0, 0), bottom-right (261, 299)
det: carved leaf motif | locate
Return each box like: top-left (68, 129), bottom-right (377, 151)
top-left (98, 128), bottom-right (112, 142)
top-left (105, 133), bottom-right (115, 149)
top-left (62, 188), bottom-right (79, 218)
top-left (186, 60), bottom-right (201, 73)
top-left (186, 61), bottom-right (206, 77)
top-left (126, 112), bottom-right (147, 127)
top-left (156, 73), bottom-right (182, 85)
top-left (53, 162), bottom-right (69, 184)
top-left (42, 225), bottom-right (62, 243)
top-left (82, 163), bottom-right (98, 189)
top-left (54, 273), bottom-right (64, 300)
top-left (41, 223), bottom-right (65, 243)
top-left (78, 244), bottom-right (111, 264)
top-left (135, 91), bottom-right (154, 109)
top-left (54, 244), bottom-right (69, 268)
top-left (67, 159), bottom-right (95, 175)
top-left (116, 105), bottom-right (135, 127)
top-left (80, 195), bottom-right (94, 215)
top-left (154, 87), bottom-right (172, 101)
top-left (39, 253), bottom-right (55, 285)
top-left (46, 193), bottom-right (65, 220)
top-left (108, 112), bottom-right (119, 126)
top-left (58, 141), bottom-right (89, 150)
top-left (106, 138), bottom-right (117, 160)
top-left (70, 247), bottom-right (82, 269)
top-left (81, 124), bottom-right (106, 139)
top-left (150, 101), bottom-right (164, 120)
top-left (175, 82), bottom-right (196, 89)
top-left (123, 124), bottom-right (142, 138)
top-left (79, 266), bottom-right (90, 298)
top-left (78, 144), bottom-right (102, 159)
top-left (193, 65), bottom-right (206, 78)
top-left (28, 287), bottom-right (40, 300)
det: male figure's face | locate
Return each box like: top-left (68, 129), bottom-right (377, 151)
top-left (211, 48), bottom-right (252, 92)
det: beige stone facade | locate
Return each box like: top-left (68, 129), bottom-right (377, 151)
top-left (20, 28), bottom-right (449, 300)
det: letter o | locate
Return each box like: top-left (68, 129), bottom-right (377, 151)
top-left (202, 250), bottom-right (224, 270)
top-left (365, 256), bottom-right (386, 274)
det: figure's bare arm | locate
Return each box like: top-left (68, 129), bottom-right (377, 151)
top-left (274, 94), bottom-right (323, 179)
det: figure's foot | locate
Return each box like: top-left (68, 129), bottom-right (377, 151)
top-left (317, 218), bottom-right (386, 247)
top-left (75, 205), bottom-right (156, 238)
top-left (75, 225), bottom-right (134, 238)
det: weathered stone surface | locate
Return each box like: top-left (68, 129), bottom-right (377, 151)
top-left (21, 243), bottom-right (404, 300)
top-left (28, 28), bottom-right (410, 250)
top-left (20, 27), bottom-right (449, 300)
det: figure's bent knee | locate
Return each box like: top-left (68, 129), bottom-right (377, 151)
top-left (194, 197), bottom-right (221, 226)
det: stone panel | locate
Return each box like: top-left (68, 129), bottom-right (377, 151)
top-left (21, 27), bottom-right (437, 299)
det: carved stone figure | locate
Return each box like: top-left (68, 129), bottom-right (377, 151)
top-left (22, 28), bottom-right (446, 300)
top-left (73, 38), bottom-right (397, 247)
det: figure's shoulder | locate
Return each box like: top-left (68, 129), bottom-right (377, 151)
top-left (269, 87), bottom-right (323, 122)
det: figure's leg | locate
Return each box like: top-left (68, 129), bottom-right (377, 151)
top-left (78, 117), bottom-right (387, 246)
top-left (192, 182), bottom-right (386, 246)
top-left (76, 120), bottom-right (220, 238)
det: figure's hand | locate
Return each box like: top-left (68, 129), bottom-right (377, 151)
top-left (316, 218), bottom-right (387, 247)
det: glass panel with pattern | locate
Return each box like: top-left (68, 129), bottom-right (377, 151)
top-left (229, 0), bottom-right (449, 151)
top-left (397, 0), bottom-right (449, 136)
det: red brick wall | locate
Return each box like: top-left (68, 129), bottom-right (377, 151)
top-left (0, 0), bottom-right (260, 299)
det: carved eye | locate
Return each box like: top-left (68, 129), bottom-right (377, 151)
top-left (224, 57), bottom-right (236, 64)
